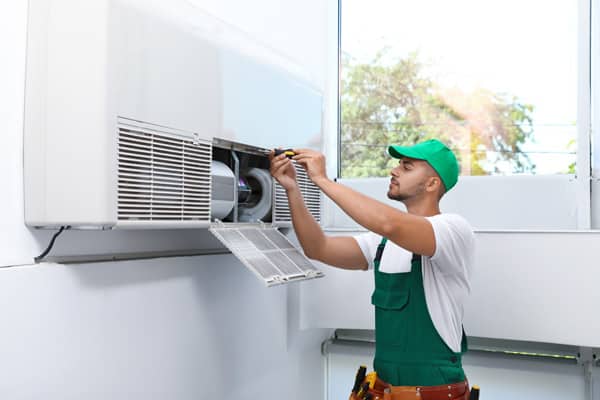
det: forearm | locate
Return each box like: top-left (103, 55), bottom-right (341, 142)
top-left (285, 185), bottom-right (327, 259)
top-left (313, 177), bottom-right (407, 238)
top-left (288, 148), bottom-right (435, 256)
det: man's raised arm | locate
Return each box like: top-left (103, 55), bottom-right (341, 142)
top-left (270, 151), bottom-right (368, 270)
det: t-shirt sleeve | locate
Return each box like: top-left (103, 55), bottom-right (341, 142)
top-left (353, 232), bottom-right (380, 270)
top-left (426, 214), bottom-right (475, 276)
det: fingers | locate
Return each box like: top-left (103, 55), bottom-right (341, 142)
top-left (292, 148), bottom-right (313, 154)
top-left (292, 149), bottom-right (324, 160)
top-left (270, 152), bottom-right (290, 168)
top-left (291, 153), bottom-right (309, 161)
top-left (269, 148), bottom-right (285, 161)
top-left (292, 154), bottom-right (325, 169)
top-left (292, 149), bottom-right (313, 160)
top-left (270, 155), bottom-right (293, 175)
top-left (294, 158), bottom-right (308, 168)
top-left (270, 148), bottom-right (326, 172)
top-left (273, 148), bottom-right (323, 162)
top-left (270, 159), bottom-right (287, 174)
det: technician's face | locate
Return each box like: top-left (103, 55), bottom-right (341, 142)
top-left (387, 157), bottom-right (432, 202)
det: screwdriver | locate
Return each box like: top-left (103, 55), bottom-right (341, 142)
top-left (352, 365), bottom-right (367, 394)
top-left (357, 382), bottom-right (370, 398)
top-left (470, 385), bottom-right (480, 400)
top-left (274, 148), bottom-right (295, 158)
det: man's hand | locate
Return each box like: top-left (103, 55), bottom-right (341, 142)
top-left (269, 150), bottom-right (298, 191)
top-left (292, 149), bottom-right (329, 186)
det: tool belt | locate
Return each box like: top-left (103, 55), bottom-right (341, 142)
top-left (349, 375), bottom-right (470, 400)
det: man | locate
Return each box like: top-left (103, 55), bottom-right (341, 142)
top-left (270, 139), bottom-right (475, 400)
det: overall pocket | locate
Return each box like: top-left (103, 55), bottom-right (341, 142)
top-left (371, 288), bottom-right (410, 311)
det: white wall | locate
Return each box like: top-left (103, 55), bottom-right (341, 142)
top-left (0, 256), bottom-right (330, 399)
top-left (329, 176), bottom-right (579, 230)
top-left (0, 0), bottom-right (336, 398)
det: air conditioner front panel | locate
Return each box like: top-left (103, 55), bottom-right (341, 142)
top-left (24, 0), bottom-right (117, 228)
top-left (209, 223), bottom-right (324, 286)
top-left (113, 0), bottom-right (222, 140)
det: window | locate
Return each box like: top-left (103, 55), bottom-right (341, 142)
top-left (340, 0), bottom-right (579, 178)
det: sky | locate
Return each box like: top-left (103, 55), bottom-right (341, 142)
top-left (341, 0), bottom-right (579, 174)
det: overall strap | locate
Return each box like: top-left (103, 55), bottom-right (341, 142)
top-left (374, 237), bottom-right (420, 268)
top-left (374, 237), bottom-right (388, 269)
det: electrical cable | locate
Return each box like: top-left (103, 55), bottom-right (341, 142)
top-left (34, 225), bottom-right (70, 263)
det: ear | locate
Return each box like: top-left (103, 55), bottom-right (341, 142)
top-left (426, 176), bottom-right (442, 193)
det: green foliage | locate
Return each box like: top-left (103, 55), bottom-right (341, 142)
top-left (566, 138), bottom-right (576, 174)
top-left (340, 50), bottom-right (536, 177)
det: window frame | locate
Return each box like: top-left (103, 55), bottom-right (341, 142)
top-left (333, 0), bottom-right (599, 230)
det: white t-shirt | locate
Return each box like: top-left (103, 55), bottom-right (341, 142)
top-left (353, 213), bottom-right (475, 353)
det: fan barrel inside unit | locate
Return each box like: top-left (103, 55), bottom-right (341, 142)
top-left (210, 160), bottom-right (236, 220)
top-left (210, 161), bottom-right (273, 223)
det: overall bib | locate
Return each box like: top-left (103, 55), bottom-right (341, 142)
top-left (372, 237), bottom-right (467, 386)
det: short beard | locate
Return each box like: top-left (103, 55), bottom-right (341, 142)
top-left (387, 191), bottom-right (409, 202)
top-left (387, 183), bottom-right (426, 202)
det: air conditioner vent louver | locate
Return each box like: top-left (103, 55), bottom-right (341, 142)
top-left (117, 120), bottom-right (212, 222)
top-left (274, 162), bottom-right (321, 223)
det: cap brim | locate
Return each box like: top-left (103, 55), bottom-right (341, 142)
top-left (387, 145), bottom-right (427, 160)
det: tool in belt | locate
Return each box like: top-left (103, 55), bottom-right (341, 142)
top-left (350, 365), bottom-right (480, 400)
top-left (349, 366), bottom-right (478, 400)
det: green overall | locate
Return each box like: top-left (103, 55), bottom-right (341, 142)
top-left (372, 238), bottom-right (467, 386)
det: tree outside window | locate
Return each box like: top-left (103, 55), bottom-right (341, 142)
top-left (340, 0), bottom-right (577, 178)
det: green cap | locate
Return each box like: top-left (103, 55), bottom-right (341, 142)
top-left (387, 139), bottom-right (459, 191)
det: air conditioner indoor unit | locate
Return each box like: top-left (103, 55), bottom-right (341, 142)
top-left (23, 0), bottom-right (324, 285)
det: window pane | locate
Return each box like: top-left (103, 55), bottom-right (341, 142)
top-left (340, 0), bottom-right (578, 177)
